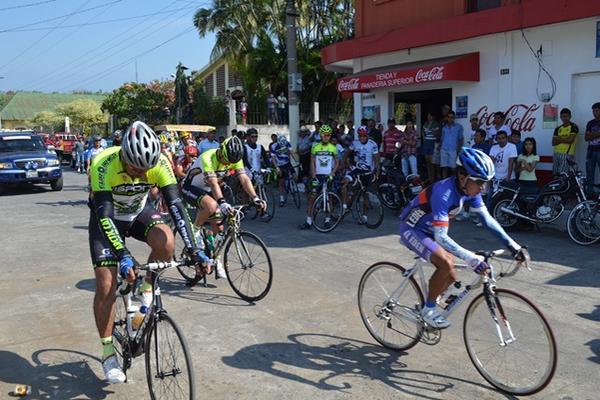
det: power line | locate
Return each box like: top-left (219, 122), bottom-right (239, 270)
top-left (20, 1), bottom-right (188, 90)
top-left (0, 0), bottom-right (56, 12)
top-left (0, 0), bottom-right (98, 71)
top-left (0, 0), bottom-right (122, 34)
top-left (62, 27), bottom-right (195, 91)
top-left (1, 7), bottom-right (199, 33)
top-left (35, 5), bottom-right (197, 91)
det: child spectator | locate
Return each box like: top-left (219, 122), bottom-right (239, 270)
top-left (517, 137), bottom-right (539, 192)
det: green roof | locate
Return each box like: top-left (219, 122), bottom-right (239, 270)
top-left (0, 92), bottom-right (106, 121)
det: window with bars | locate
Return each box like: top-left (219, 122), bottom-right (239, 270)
top-left (204, 75), bottom-right (214, 97)
top-left (216, 65), bottom-right (226, 97)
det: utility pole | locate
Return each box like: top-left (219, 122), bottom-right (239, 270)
top-left (286, 0), bottom-right (300, 149)
top-left (135, 59), bottom-right (138, 83)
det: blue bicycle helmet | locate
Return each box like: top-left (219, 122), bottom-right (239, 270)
top-left (456, 147), bottom-right (495, 181)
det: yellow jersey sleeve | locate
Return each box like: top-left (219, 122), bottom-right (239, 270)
top-left (148, 154), bottom-right (177, 188)
top-left (90, 147), bottom-right (120, 192)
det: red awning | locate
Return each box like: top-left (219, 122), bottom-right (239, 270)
top-left (337, 52), bottom-right (479, 93)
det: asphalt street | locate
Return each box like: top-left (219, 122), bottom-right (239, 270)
top-left (0, 169), bottom-right (598, 400)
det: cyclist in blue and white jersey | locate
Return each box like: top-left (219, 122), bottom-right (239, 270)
top-left (399, 148), bottom-right (529, 329)
top-left (340, 126), bottom-right (380, 212)
top-left (270, 134), bottom-right (295, 207)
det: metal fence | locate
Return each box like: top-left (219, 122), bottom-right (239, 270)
top-left (236, 101), bottom-right (353, 126)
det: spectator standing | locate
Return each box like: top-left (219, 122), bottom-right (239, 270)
top-left (198, 129), bottom-right (220, 154)
top-left (472, 129), bottom-right (491, 154)
top-left (552, 107), bottom-right (578, 176)
top-left (467, 113), bottom-right (480, 147)
top-left (516, 137), bottom-right (539, 192)
top-left (510, 130), bottom-right (523, 154)
top-left (266, 93), bottom-right (277, 125)
top-left (297, 126), bottom-right (313, 184)
top-left (487, 111), bottom-right (510, 144)
top-left (367, 119), bottom-right (382, 149)
top-left (400, 120), bottom-right (418, 176)
top-left (277, 92), bottom-right (288, 124)
top-left (489, 130), bottom-right (517, 182)
top-left (346, 120), bottom-right (355, 139)
top-left (421, 111), bottom-right (440, 182)
top-left (311, 121), bottom-right (322, 144)
top-left (440, 110), bottom-right (463, 178)
top-left (585, 102), bottom-right (600, 194)
top-left (86, 135), bottom-right (104, 173)
top-left (74, 136), bottom-right (85, 173)
top-left (382, 118), bottom-right (402, 160)
top-left (239, 96), bottom-right (248, 125)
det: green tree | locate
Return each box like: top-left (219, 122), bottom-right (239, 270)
top-left (191, 87), bottom-right (227, 126)
top-left (31, 110), bottom-right (62, 132)
top-left (55, 99), bottom-right (106, 134)
top-left (0, 91), bottom-right (15, 111)
top-left (193, 0), bottom-right (355, 106)
top-left (102, 81), bottom-right (175, 127)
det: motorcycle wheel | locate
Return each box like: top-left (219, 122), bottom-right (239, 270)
top-left (378, 183), bottom-right (402, 210)
top-left (492, 195), bottom-right (520, 228)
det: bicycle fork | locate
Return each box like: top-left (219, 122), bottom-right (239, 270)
top-left (484, 285), bottom-right (517, 346)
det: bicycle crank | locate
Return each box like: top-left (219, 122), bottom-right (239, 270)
top-left (420, 325), bottom-right (442, 345)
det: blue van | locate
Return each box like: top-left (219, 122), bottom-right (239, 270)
top-left (0, 131), bottom-right (62, 194)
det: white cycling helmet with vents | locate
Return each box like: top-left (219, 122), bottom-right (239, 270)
top-left (121, 121), bottom-right (161, 169)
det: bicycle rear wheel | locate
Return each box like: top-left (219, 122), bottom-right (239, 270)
top-left (259, 184), bottom-right (276, 222)
top-left (145, 312), bottom-right (195, 400)
top-left (224, 231), bottom-right (273, 302)
top-left (172, 226), bottom-right (203, 286)
top-left (355, 189), bottom-right (384, 229)
top-left (358, 262), bottom-right (424, 351)
top-left (112, 285), bottom-right (132, 373)
top-left (463, 288), bottom-right (557, 395)
top-left (312, 192), bottom-right (343, 233)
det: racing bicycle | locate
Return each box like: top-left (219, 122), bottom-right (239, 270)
top-left (113, 260), bottom-right (195, 399)
top-left (357, 250), bottom-right (557, 396)
top-left (175, 205), bottom-right (273, 302)
top-left (339, 170), bottom-right (384, 230)
top-left (311, 176), bottom-right (343, 233)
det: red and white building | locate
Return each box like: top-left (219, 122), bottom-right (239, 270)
top-left (322, 0), bottom-right (600, 181)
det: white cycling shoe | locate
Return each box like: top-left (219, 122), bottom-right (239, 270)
top-left (215, 259), bottom-right (227, 279)
top-left (420, 306), bottom-right (451, 329)
top-left (102, 354), bottom-right (126, 384)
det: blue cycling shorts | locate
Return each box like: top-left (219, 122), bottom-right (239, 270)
top-left (399, 222), bottom-right (440, 262)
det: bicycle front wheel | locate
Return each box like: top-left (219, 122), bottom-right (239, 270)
top-left (224, 231), bottom-right (273, 302)
top-left (289, 178), bottom-right (301, 208)
top-left (260, 184), bottom-right (276, 222)
top-left (358, 262), bottom-right (424, 351)
top-left (355, 189), bottom-right (384, 229)
top-left (463, 288), bottom-right (557, 395)
top-left (312, 192), bottom-right (343, 233)
top-left (145, 312), bottom-right (195, 400)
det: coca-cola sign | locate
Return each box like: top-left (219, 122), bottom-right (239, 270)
top-left (336, 52), bottom-right (479, 92)
top-left (475, 103), bottom-right (540, 132)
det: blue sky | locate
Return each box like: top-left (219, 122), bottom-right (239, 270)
top-left (0, 0), bottom-right (216, 93)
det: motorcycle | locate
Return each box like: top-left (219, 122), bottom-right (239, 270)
top-left (491, 158), bottom-right (587, 228)
top-left (377, 142), bottom-right (423, 210)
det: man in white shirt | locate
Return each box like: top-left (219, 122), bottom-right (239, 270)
top-left (489, 130), bottom-right (517, 181)
top-left (486, 111), bottom-right (510, 144)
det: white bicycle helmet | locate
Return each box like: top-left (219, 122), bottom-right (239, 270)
top-left (121, 121), bottom-right (161, 169)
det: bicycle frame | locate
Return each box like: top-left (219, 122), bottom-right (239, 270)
top-left (390, 253), bottom-right (521, 346)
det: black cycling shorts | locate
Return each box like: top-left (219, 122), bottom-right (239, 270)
top-left (89, 205), bottom-right (166, 268)
top-left (181, 179), bottom-right (211, 207)
top-left (277, 163), bottom-right (294, 179)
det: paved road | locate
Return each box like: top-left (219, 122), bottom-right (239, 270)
top-left (0, 169), bottom-right (598, 399)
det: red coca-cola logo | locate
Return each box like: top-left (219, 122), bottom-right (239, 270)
top-left (338, 78), bottom-right (360, 91)
top-left (415, 66), bottom-right (444, 83)
top-left (475, 103), bottom-right (540, 132)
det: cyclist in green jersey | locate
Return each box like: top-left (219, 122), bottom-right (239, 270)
top-left (89, 121), bottom-right (210, 384)
top-left (300, 125), bottom-right (339, 229)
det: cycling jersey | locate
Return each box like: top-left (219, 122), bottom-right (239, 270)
top-left (244, 143), bottom-right (269, 172)
top-left (311, 142), bottom-right (338, 175)
top-left (185, 148), bottom-right (245, 192)
top-left (91, 146), bottom-right (176, 222)
top-left (269, 142), bottom-right (291, 167)
top-left (399, 176), bottom-right (518, 264)
top-left (350, 139), bottom-right (379, 171)
top-left (89, 146), bottom-right (198, 267)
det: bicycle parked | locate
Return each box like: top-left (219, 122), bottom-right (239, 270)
top-left (566, 188), bottom-right (600, 245)
top-left (113, 260), bottom-right (195, 399)
top-left (358, 250), bottom-right (556, 396)
top-left (174, 205), bottom-right (273, 302)
top-left (283, 163), bottom-right (302, 209)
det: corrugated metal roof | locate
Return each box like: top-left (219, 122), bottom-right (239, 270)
top-left (0, 92), bottom-right (106, 121)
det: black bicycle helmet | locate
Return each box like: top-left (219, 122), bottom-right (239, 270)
top-left (220, 136), bottom-right (244, 163)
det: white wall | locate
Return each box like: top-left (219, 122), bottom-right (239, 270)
top-left (350, 17), bottom-right (600, 171)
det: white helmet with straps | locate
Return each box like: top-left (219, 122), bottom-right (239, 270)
top-left (121, 121), bottom-right (161, 169)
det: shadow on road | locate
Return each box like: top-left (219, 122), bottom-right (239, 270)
top-left (584, 339), bottom-right (600, 364)
top-left (160, 277), bottom-right (256, 307)
top-left (36, 200), bottom-right (88, 207)
top-left (0, 349), bottom-right (112, 399)
top-left (576, 304), bottom-right (600, 322)
top-left (222, 333), bottom-right (513, 400)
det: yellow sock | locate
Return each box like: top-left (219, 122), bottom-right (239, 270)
top-left (101, 336), bottom-right (115, 359)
